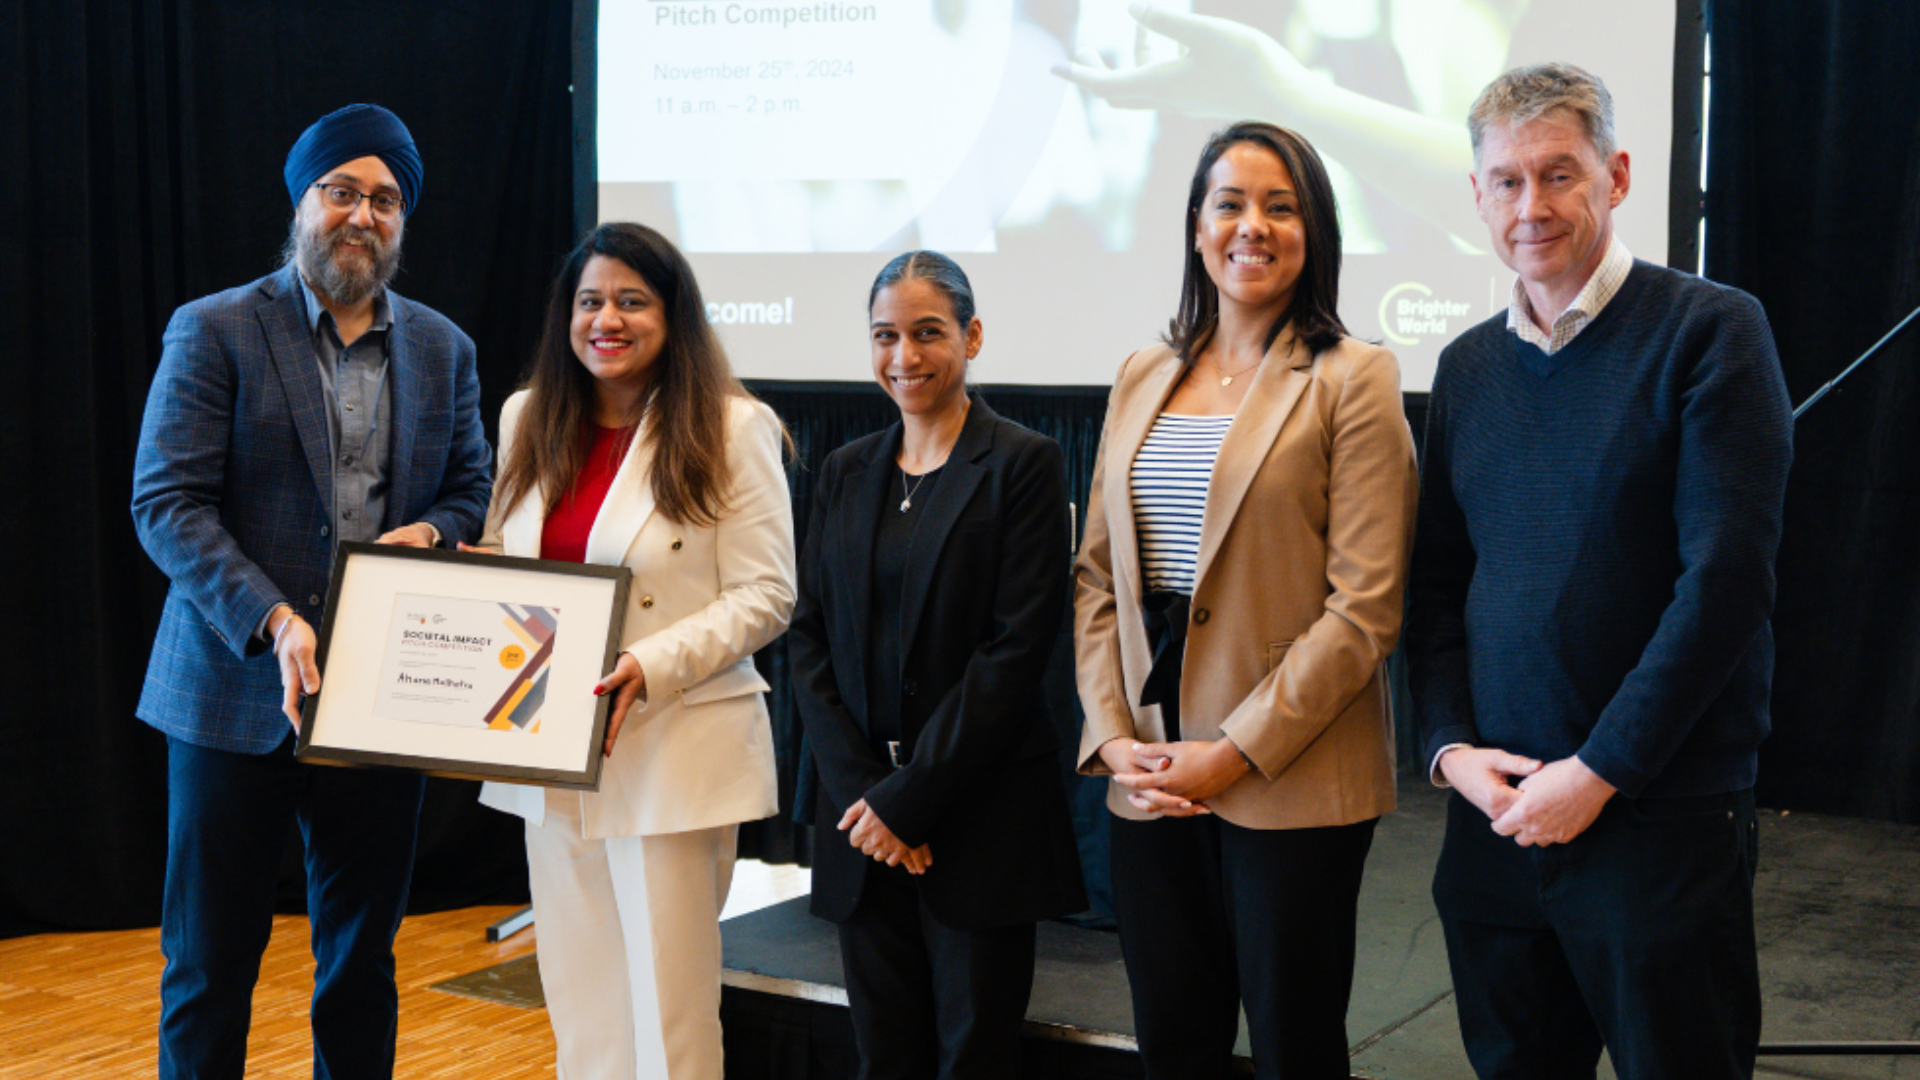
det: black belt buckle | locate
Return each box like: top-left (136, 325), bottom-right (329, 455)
top-left (887, 741), bottom-right (905, 768)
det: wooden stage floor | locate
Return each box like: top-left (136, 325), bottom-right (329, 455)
top-left (4, 794), bottom-right (1917, 1079)
top-left (0, 906), bottom-right (555, 1079)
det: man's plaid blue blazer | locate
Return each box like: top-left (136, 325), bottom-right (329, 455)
top-left (131, 264), bottom-right (493, 754)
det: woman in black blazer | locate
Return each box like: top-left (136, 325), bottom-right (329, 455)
top-left (790, 251), bottom-right (1087, 1079)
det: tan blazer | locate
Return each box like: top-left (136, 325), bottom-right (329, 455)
top-left (479, 390), bottom-right (796, 838)
top-left (1074, 330), bottom-right (1417, 829)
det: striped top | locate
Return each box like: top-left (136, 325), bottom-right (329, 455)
top-left (1130, 413), bottom-right (1232, 594)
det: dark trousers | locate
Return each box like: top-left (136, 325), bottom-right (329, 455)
top-left (159, 733), bottom-right (425, 1080)
top-left (1432, 789), bottom-right (1761, 1080)
top-left (1109, 812), bottom-right (1377, 1080)
top-left (837, 863), bottom-right (1038, 1080)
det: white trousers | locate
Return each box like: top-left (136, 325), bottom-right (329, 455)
top-left (524, 796), bottom-right (737, 1080)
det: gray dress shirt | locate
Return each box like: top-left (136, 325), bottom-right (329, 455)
top-left (297, 276), bottom-right (394, 546)
top-left (255, 279), bottom-right (399, 646)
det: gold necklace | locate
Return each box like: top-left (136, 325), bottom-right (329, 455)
top-left (1211, 354), bottom-right (1263, 387)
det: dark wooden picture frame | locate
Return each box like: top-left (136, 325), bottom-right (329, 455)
top-left (297, 542), bottom-right (630, 790)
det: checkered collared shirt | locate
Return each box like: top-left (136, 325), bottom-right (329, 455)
top-left (1507, 235), bottom-right (1634, 355)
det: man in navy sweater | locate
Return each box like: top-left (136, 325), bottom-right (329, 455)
top-left (1408, 64), bottom-right (1793, 1079)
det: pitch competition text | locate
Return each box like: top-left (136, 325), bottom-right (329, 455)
top-left (658, 1), bottom-right (878, 29)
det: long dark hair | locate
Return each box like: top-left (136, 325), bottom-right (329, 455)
top-left (1166, 122), bottom-right (1348, 361)
top-left (497, 222), bottom-right (761, 527)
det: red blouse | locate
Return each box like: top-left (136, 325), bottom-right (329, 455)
top-left (539, 423), bottom-right (636, 564)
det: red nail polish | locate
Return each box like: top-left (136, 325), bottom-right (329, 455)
top-left (593, 685), bottom-right (605, 696)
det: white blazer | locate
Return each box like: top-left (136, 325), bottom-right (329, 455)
top-left (479, 390), bottom-right (796, 838)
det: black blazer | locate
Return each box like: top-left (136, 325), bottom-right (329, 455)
top-left (791, 397), bottom-right (1087, 930)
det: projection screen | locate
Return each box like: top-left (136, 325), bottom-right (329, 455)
top-left (593, 0), bottom-right (1692, 389)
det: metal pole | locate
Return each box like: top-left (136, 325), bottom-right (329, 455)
top-left (1793, 303), bottom-right (1920, 420)
top-left (1758, 1042), bottom-right (1920, 1056)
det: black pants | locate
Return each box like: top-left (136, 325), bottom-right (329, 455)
top-left (1432, 789), bottom-right (1761, 1080)
top-left (837, 864), bottom-right (1038, 1080)
top-left (159, 733), bottom-right (425, 1080)
top-left (1109, 812), bottom-right (1377, 1080)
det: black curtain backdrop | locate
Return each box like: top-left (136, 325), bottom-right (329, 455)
top-left (1705, 0), bottom-right (1920, 822)
top-left (1, 1), bottom-right (577, 938)
top-left (7, 0), bottom-right (1920, 942)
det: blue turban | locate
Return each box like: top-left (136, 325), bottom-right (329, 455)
top-left (283, 104), bottom-right (423, 215)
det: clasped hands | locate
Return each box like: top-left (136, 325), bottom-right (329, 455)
top-left (1098, 736), bottom-right (1251, 817)
top-left (838, 798), bottom-right (933, 875)
top-left (272, 522), bottom-right (439, 732)
top-left (1438, 747), bottom-right (1617, 848)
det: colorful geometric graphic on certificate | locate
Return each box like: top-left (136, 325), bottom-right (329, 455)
top-left (373, 594), bottom-right (564, 732)
top-left (482, 604), bottom-right (559, 732)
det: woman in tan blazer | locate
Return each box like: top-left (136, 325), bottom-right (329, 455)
top-left (1074, 123), bottom-right (1417, 1079)
top-left (473, 223), bottom-right (795, 1080)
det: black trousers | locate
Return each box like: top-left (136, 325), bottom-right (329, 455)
top-left (837, 863), bottom-right (1038, 1080)
top-left (1109, 812), bottom-right (1377, 1080)
top-left (1432, 788), bottom-right (1761, 1080)
top-left (159, 733), bottom-right (425, 1080)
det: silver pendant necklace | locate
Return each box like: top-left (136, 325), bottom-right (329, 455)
top-left (900, 467), bottom-right (932, 512)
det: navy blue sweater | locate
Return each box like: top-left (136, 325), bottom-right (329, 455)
top-left (1407, 262), bottom-right (1793, 799)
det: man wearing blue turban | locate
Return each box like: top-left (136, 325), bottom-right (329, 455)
top-left (131, 103), bottom-right (493, 1079)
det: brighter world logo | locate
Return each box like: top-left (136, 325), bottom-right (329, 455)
top-left (1378, 283), bottom-right (1472, 346)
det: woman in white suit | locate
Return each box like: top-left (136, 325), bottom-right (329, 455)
top-left (473, 222), bottom-right (796, 1080)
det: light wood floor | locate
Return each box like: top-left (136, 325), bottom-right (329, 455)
top-left (0, 861), bottom-right (809, 1079)
top-left (0, 905), bottom-right (555, 1079)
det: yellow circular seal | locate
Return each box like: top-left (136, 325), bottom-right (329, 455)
top-left (499, 644), bottom-right (527, 669)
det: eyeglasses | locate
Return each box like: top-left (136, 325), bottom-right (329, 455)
top-left (310, 183), bottom-right (406, 221)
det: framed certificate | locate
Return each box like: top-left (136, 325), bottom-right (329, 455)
top-left (296, 542), bottom-right (631, 789)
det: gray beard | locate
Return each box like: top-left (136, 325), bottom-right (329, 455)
top-left (283, 215), bottom-right (404, 307)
